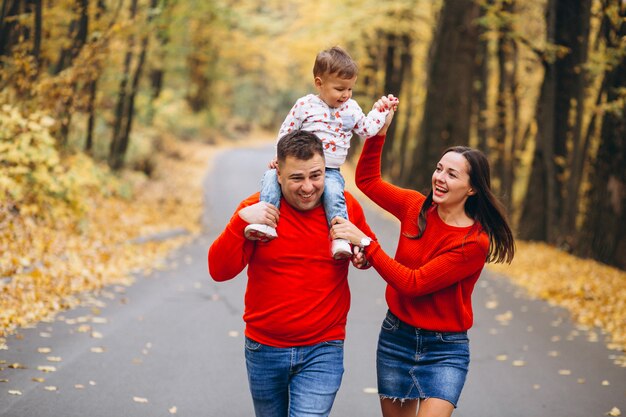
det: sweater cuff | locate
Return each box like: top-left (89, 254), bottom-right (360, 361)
top-left (364, 240), bottom-right (382, 262)
top-left (227, 214), bottom-right (249, 238)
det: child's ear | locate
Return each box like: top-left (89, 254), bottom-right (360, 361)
top-left (314, 76), bottom-right (323, 88)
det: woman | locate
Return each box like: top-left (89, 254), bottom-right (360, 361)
top-left (331, 97), bottom-right (515, 417)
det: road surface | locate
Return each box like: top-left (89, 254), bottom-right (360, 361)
top-left (0, 143), bottom-right (624, 417)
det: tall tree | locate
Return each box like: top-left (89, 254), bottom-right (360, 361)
top-left (577, 0), bottom-right (625, 268)
top-left (494, 0), bottom-right (518, 211)
top-left (56, 0), bottom-right (90, 147)
top-left (519, 0), bottom-right (591, 243)
top-left (406, 0), bottom-right (481, 193)
top-left (109, 0), bottom-right (139, 170)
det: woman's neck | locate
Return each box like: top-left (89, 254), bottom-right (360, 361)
top-left (436, 204), bottom-right (474, 227)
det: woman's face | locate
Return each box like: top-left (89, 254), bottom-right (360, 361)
top-left (431, 151), bottom-right (475, 207)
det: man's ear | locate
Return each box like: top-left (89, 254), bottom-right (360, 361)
top-left (275, 166), bottom-right (282, 185)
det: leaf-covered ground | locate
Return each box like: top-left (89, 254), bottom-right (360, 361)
top-left (0, 133), bottom-right (214, 338)
top-left (489, 242), bottom-right (626, 366)
top-left (1, 134), bottom-right (624, 368)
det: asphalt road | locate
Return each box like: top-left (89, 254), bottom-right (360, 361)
top-left (0, 143), bottom-right (624, 417)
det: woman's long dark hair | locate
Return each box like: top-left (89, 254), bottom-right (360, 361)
top-left (411, 146), bottom-right (515, 264)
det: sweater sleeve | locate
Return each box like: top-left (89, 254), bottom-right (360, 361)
top-left (208, 195), bottom-right (257, 282)
top-left (345, 192), bottom-right (377, 242)
top-left (277, 99), bottom-right (306, 139)
top-left (356, 134), bottom-right (424, 221)
top-left (351, 102), bottom-right (389, 139)
top-left (365, 238), bottom-right (488, 297)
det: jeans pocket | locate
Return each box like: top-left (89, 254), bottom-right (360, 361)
top-left (323, 340), bottom-right (344, 348)
top-left (245, 337), bottom-right (262, 351)
top-left (381, 312), bottom-right (399, 332)
top-left (438, 332), bottom-right (469, 344)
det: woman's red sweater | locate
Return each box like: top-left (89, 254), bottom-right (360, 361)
top-left (357, 134), bottom-right (489, 332)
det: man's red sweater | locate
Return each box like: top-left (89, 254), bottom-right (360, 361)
top-left (357, 134), bottom-right (490, 332)
top-left (208, 192), bottom-right (375, 347)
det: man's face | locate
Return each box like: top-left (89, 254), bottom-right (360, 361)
top-left (276, 153), bottom-right (325, 211)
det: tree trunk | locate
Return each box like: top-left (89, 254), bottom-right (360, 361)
top-left (382, 33), bottom-right (411, 180)
top-left (0, 0), bottom-right (20, 58)
top-left (32, 0), bottom-right (41, 72)
top-left (148, 0), bottom-right (170, 106)
top-left (519, 0), bottom-right (558, 242)
top-left (474, 0), bottom-right (492, 155)
top-left (576, 1), bottom-right (626, 269)
top-left (559, 0), bottom-right (592, 248)
top-left (407, 0), bottom-right (480, 193)
top-left (84, 0), bottom-right (106, 155)
top-left (109, 0), bottom-right (138, 170)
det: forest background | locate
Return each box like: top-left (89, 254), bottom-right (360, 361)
top-left (0, 0), bottom-right (625, 363)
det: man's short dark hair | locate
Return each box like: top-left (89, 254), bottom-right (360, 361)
top-left (276, 130), bottom-right (325, 164)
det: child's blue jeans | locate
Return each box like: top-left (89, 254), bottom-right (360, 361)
top-left (259, 168), bottom-right (349, 226)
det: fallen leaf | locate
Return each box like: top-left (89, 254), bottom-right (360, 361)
top-left (8, 390), bottom-right (22, 395)
top-left (169, 406), bottom-right (178, 414)
top-left (8, 363), bottom-right (25, 369)
top-left (558, 369), bottom-right (571, 376)
top-left (133, 396), bottom-right (149, 404)
top-left (44, 386), bottom-right (57, 391)
top-left (606, 407), bottom-right (621, 416)
top-left (512, 360), bottom-right (526, 367)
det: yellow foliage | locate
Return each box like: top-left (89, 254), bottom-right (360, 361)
top-left (0, 128), bottom-right (214, 336)
top-left (489, 241), bottom-right (626, 361)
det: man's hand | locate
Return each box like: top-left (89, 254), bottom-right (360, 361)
top-left (238, 202), bottom-right (280, 228)
top-left (268, 158), bottom-right (278, 169)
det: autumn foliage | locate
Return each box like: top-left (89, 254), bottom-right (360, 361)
top-left (0, 106), bottom-right (212, 336)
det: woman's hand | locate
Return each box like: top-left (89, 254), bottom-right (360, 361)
top-left (373, 94), bottom-right (398, 135)
top-left (330, 217), bottom-right (369, 246)
top-left (350, 246), bottom-right (371, 269)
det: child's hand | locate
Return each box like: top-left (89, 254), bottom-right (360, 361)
top-left (374, 95), bottom-right (399, 112)
top-left (268, 158), bottom-right (278, 169)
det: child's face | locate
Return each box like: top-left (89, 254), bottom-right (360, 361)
top-left (314, 73), bottom-right (356, 108)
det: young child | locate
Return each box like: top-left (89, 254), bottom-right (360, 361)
top-left (245, 46), bottom-right (398, 259)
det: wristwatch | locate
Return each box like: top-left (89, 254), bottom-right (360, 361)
top-left (359, 236), bottom-right (372, 248)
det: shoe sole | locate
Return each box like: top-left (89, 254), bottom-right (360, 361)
top-left (245, 230), bottom-right (276, 243)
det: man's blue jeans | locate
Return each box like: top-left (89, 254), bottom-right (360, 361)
top-left (244, 337), bottom-right (345, 417)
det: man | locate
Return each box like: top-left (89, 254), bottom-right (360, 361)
top-left (208, 130), bottom-right (376, 417)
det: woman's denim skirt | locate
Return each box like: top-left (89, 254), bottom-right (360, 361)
top-left (376, 310), bottom-right (470, 407)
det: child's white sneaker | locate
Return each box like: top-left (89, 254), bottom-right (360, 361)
top-left (244, 224), bottom-right (277, 242)
top-left (331, 239), bottom-right (352, 259)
